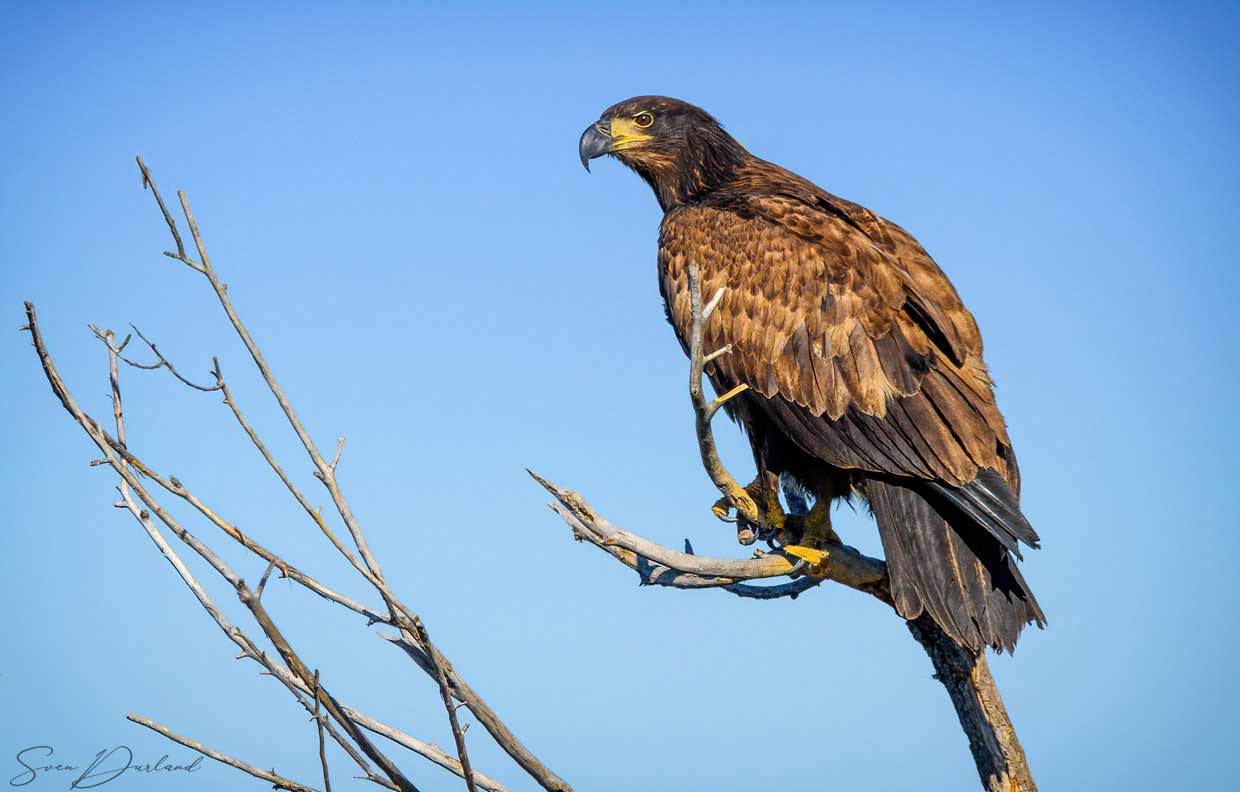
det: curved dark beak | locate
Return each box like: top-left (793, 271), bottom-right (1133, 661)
top-left (579, 122), bottom-right (611, 172)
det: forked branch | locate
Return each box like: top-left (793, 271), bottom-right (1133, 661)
top-left (685, 262), bottom-right (761, 524)
top-left (21, 158), bottom-right (569, 792)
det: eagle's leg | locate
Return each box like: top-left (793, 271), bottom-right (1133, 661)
top-left (797, 496), bottom-right (840, 547)
top-left (774, 496), bottom-right (839, 545)
top-left (781, 475), bottom-right (842, 573)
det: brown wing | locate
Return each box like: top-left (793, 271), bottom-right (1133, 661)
top-left (658, 194), bottom-right (1015, 489)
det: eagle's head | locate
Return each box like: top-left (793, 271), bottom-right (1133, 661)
top-left (579, 96), bottom-right (749, 210)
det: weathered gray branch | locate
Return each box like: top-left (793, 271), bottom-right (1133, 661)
top-left (23, 158), bottom-right (564, 792)
top-left (130, 158), bottom-right (571, 792)
top-left (413, 617), bottom-right (478, 792)
top-left (312, 671), bottom-right (335, 792)
top-left (530, 471), bottom-right (889, 600)
top-left (685, 262), bottom-right (761, 522)
top-left (907, 618), bottom-right (1037, 792)
top-left (127, 715), bottom-right (319, 792)
top-left (32, 309), bottom-right (521, 792)
top-left (27, 305), bottom-right (420, 792)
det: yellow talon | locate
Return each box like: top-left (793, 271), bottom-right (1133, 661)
top-left (783, 545), bottom-right (829, 575)
top-left (783, 545), bottom-right (827, 564)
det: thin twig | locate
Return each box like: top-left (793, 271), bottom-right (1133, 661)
top-left (314, 670), bottom-right (333, 792)
top-left (702, 344), bottom-right (732, 364)
top-left (135, 155), bottom-right (187, 260)
top-left (330, 436), bottom-right (346, 472)
top-left (351, 708), bottom-right (512, 792)
top-left (171, 185), bottom-right (388, 584)
top-left (100, 431), bottom-right (389, 624)
top-left (413, 618), bottom-right (477, 792)
top-left (89, 322), bottom-right (221, 391)
top-left (257, 558), bottom-right (278, 599)
top-left (209, 357), bottom-right (379, 589)
top-left (92, 294), bottom-right (369, 602)
top-left (127, 714), bottom-right (319, 792)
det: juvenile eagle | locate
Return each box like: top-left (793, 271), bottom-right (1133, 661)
top-left (579, 96), bottom-right (1044, 653)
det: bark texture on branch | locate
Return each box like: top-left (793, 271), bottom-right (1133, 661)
top-left (907, 617), bottom-right (1036, 792)
top-left (535, 471), bottom-right (1035, 790)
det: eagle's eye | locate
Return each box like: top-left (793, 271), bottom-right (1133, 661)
top-left (633, 112), bottom-right (655, 129)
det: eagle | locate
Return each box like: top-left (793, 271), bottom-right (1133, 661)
top-left (579, 96), bottom-right (1044, 653)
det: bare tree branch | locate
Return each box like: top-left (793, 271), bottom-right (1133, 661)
top-left (98, 427), bottom-right (389, 624)
top-left (86, 321), bottom-right (560, 792)
top-left (21, 159), bottom-right (570, 792)
top-left (129, 162), bottom-right (573, 792)
top-left (208, 356), bottom-right (380, 589)
top-left (89, 322), bottom-right (221, 391)
top-left (127, 714), bottom-right (320, 792)
top-left (96, 321), bottom-right (394, 788)
top-left (135, 155), bottom-right (186, 260)
top-left (348, 708), bottom-right (511, 792)
top-left (27, 303), bottom-right (423, 792)
top-left (167, 186), bottom-right (388, 584)
top-left (531, 471), bottom-right (890, 600)
top-left (413, 618), bottom-right (478, 792)
top-left (685, 263), bottom-right (761, 523)
top-left (313, 670), bottom-right (334, 792)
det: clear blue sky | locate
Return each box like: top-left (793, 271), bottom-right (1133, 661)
top-left (2, 2), bottom-right (1237, 790)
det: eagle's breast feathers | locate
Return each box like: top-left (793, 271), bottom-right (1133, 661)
top-left (657, 178), bottom-right (1016, 490)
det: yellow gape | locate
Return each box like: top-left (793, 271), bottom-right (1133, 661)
top-left (607, 115), bottom-right (653, 151)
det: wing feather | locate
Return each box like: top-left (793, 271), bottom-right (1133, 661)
top-left (658, 197), bottom-right (1012, 489)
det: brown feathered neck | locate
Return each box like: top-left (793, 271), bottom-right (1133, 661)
top-left (622, 123), bottom-right (751, 212)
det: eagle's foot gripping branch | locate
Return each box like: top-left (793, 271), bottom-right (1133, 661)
top-left (771, 498), bottom-right (839, 577)
top-left (782, 545), bottom-right (830, 577)
top-left (713, 476), bottom-right (787, 546)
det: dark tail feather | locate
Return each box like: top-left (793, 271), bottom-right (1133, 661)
top-left (868, 474), bottom-right (1046, 654)
top-left (925, 468), bottom-right (1040, 558)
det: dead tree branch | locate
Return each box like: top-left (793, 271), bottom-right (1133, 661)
top-left (21, 158), bottom-right (569, 792)
top-left (313, 670), bottom-right (334, 792)
top-left (413, 618), bottom-right (478, 792)
top-left (29, 306), bottom-right (419, 792)
top-left (530, 471), bottom-right (888, 600)
top-left (127, 715), bottom-right (319, 792)
top-left (130, 157), bottom-right (570, 791)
